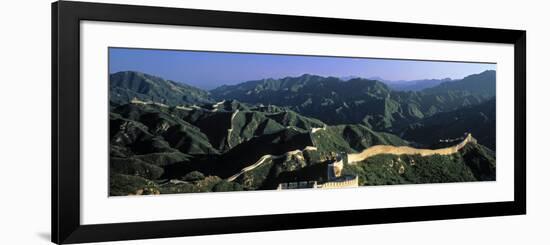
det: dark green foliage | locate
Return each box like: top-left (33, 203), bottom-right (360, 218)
top-left (342, 143), bottom-right (495, 186)
top-left (134, 152), bottom-right (193, 167)
top-left (213, 180), bottom-right (244, 192)
top-left (109, 173), bottom-right (160, 196)
top-left (312, 124), bottom-right (408, 153)
top-left (264, 110), bottom-right (325, 131)
top-left (111, 157), bottom-right (164, 180)
top-left (109, 173), bottom-right (244, 196)
top-left (237, 160), bottom-right (276, 190)
top-left (403, 99), bottom-right (496, 150)
top-left (181, 171), bottom-right (205, 181)
top-left (157, 176), bottom-right (223, 194)
top-left (162, 124), bottom-right (219, 154)
top-left (156, 182), bottom-right (198, 194)
top-left (460, 143), bottom-right (496, 181)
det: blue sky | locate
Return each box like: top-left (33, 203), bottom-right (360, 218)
top-left (109, 47), bottom-right (496, 90)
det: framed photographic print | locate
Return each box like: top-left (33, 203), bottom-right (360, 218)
top-left (52, 1), bottom-right (526, 244)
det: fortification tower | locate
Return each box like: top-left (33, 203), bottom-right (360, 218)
top-left (327, 154), bottom-right (344, 180)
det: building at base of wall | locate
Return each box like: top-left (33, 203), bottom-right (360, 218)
top-left (276, 175), bottom-right (359, 190)
top-left (277, 152), bottom-right (358, 190)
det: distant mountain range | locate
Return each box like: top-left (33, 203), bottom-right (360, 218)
top-left (342, 75), bottom-right (452, 91)
top-left (109, 70), bottom-right (495, 133)
top-left (210, 70), bottom-right (496, 131)
top-left (423, 70), bottom-right (497, 96)
top-left (108, 70), bottom-right (496, 195)
top-left (384, 78), bottom-right (454, 91)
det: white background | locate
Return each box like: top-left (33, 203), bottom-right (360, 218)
top-left (0, 0), bottom-right (548, 244)
top-left (81, 21), bottom-right (514, 224)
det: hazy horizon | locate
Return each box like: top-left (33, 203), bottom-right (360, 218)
top-left (109, 47), bottom-right (496, 90)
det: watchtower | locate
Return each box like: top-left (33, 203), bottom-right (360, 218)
top-left (327, 153), bottom-right (345, 180)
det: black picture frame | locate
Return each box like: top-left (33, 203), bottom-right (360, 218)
top-left (52, 1), bottom-right (526, 244)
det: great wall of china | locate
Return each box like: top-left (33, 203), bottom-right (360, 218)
top-left (227, 132), bottom-right (477, 188)
top-left (130, 98), bottom-right (169, 107)
top-left (130, 98), bottom-right (477, 189)
top-left (276, 176), bottom-right (359, 190)
top-left (316, 176), bottom-right (359, 189)
top-left (226, 146), bottom-right (318, 182)
top-left (347, 133), bottom-right (477, 164)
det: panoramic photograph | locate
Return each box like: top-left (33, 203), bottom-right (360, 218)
top-left (108, 47), bottom-right (496, 196)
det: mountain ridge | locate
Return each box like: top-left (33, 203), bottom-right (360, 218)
top-left (109, 71), bottom-right (212, 106)
top-left (108, 70), bottom-right (497, 195)
top-left (210, 71), bottom-right (496, 131)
